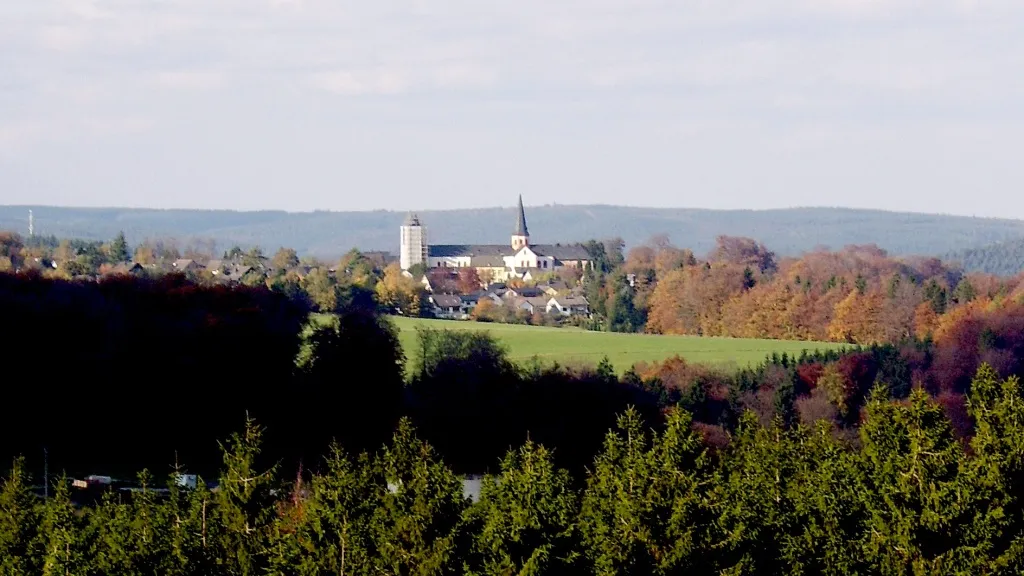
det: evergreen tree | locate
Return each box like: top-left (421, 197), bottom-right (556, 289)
top-left (0, 457), bottom-right (41, 575)
top-left (963, 364), bottom-right (1024, 572)
top-left (370, 419), bottom-right (468, 575)
top-left (165, 477), bottom-right (219, 576)
top-left (38, 475), bottom-right (87, 576)
top-left (109, 231), bottom-right (131, 263)
top-left (215, 416), bottom-right (279, 576)
top-left (268, 445), bottom-right (379, 576)
top-left (714, 413), bottom-right (799, 574)
top-left (779, 422), bottom-right (866, 575)
top-left (467, 441), bottom-right (581, 575)
top-left (951, 278), bottom-right (977, 304)
top-left (579, 407), bottom-right (713, 574)
top-left (858, 386), bottom-right (976, 573)
top-left (595, 357), bottom-right (616, 385)
top-left (90, 470), bottom-right (170, 575)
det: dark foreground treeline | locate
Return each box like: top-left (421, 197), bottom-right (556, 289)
top-left (0, 272), bottom-right (654, 478)
top-left (4, 365), bottom-right (1024, 575)
top-left (4, 271), bottom-right (1024, 480)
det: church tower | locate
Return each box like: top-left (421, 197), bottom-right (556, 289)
top-left (400, 213), bottom-right (427, 271)
top-left (511, 195), bottom-right (530, 251)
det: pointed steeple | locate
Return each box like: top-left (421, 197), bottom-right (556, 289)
top-left (514, 195), bottom-right (529, 237)
top-left (511, 195), bottom-right (530, 251)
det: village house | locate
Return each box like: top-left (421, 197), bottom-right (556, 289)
top-left (546, 296), bottom-right (591, 317)
top-left (105, 262), bottom-right (146, 276)
top-left (429, 294), bottom-right (469, 319)
top-left (172, 259), bottom-right (203, 273)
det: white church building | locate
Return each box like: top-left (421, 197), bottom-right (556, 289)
top-left (400, 196), bottom-right (594, 281)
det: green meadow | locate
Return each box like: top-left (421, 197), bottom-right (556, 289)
top-left (387, 316), bottom-right (846, 374)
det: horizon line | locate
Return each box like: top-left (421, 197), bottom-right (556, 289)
top-left (0, 203), bottom-right (1012, 222)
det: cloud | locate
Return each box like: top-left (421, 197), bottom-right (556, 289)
top-left (309, 61), bottom-right (496, 95)
top-left (2, 0), bottom-right (1024, 215)
top-left (37, 25), bottom-right (90, 51)
top-left (152, 70), bottom-right (226, 91)
top-left (0, 114), bottom-right (152, 158)
top-left (309, 70), bottom-right (412, 96)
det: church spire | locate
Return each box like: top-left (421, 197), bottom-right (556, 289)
top-left (514, 195), bottom-right (529, 237)
top-left (511, 195), bottom-right (530, 251)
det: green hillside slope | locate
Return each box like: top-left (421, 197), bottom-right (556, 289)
top-left (391, 316), bottom-right (847, 374)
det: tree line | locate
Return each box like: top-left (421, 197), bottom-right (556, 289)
top-left (7, 228), bottom-right (1024, 345)
top-left (5, 365), bottom-right (1024, 574)
top-left (0, 271), bottom-right (652, 478)
top-left (4, 267), bottom-right (1024, 479)
top-left (584, 235), bottom-right (1024, 343)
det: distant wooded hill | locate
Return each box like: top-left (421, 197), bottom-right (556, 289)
top-left (946, 237), bottom-right (1024, 276)
top-left (3, 204), bottom-right (1023, 261)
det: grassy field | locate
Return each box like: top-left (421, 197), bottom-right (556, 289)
top-left (388, 316), bottom-right (847, 374)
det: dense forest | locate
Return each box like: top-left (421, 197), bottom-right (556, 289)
top-left (576, 236), bottom-right (1024, 341)
top-left (4, 203), bottom-right (1024, 258)
top-left (4, 366), bottom-right (1024, 574)
top-left (946, 236), bottom-right (1024, 276)
top-left (5, 261), bottom-right (1024, 571)
top-left (3, 268), bottom-right (1024, 477)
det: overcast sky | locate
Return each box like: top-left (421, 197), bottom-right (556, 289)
top-left (1, 0), bottom-right (1022, 217)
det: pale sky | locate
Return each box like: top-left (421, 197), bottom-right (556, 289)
top-left (1, 0), bottom-right (1022, 218)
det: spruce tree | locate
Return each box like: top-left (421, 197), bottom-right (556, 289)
top-left (166, 478), bottom-right (218, 576)
top-left (714, 412), bottom-right (799, 574)
top-left (267, 444), bottom-right (379, 576)
top-left (370, 418), bottom-right (468, 575)
top-left (467, 440), bottom-right (582, 575)
top-left (91, 470), bottom-right (170, 575)
top-left (109, 232), bottom-right (131, 263)
top-left (216, 416), bottom-right (279, 576)
top-left (0, 457), bottom-right (42, 575)
top-left (579, 407), bottom-right (714, 574)
top-left (858, 386), bottom-right (974, 573)
top-left (779, 422), bottom-right (865, 575)
top-left (963, 364), bottom-right (1024, 572)
top-left (38, 475), bottom-right (87, 576)
top-left (595, 357), bottom-right (616, 384)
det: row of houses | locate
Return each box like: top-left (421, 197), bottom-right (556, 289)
top-left (104, 257), bottom-right (311, 284)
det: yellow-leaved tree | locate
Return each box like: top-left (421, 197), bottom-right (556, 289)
top-left (375, 263), bottom-right (425, 316)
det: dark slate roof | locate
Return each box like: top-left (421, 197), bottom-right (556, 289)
top-left (460, 293), bottom-right (483, 304)
top-left (512, 287), bottom-right (545, 298)
top-left (431, 294), bottom-right (463, 308)
top-left (428, 244), bottom-right (512, 258)
top-left (514, 195), bottom-right (529, 237)
top-left (539, 280), bottom-right (570, 292)
top-left (470, 255), bottom-right (506, 267)
top-left (529, 244), bottom-right (592, 261)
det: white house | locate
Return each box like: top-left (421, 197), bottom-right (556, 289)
top-left (547, 296), bottom-right (590, 317)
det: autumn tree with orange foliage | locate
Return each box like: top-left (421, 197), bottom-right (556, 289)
top-left (640, 238), bottom-right (1022, 347)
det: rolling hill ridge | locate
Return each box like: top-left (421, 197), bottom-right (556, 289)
top-left (3, 204), bottom-right (1023, 261)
